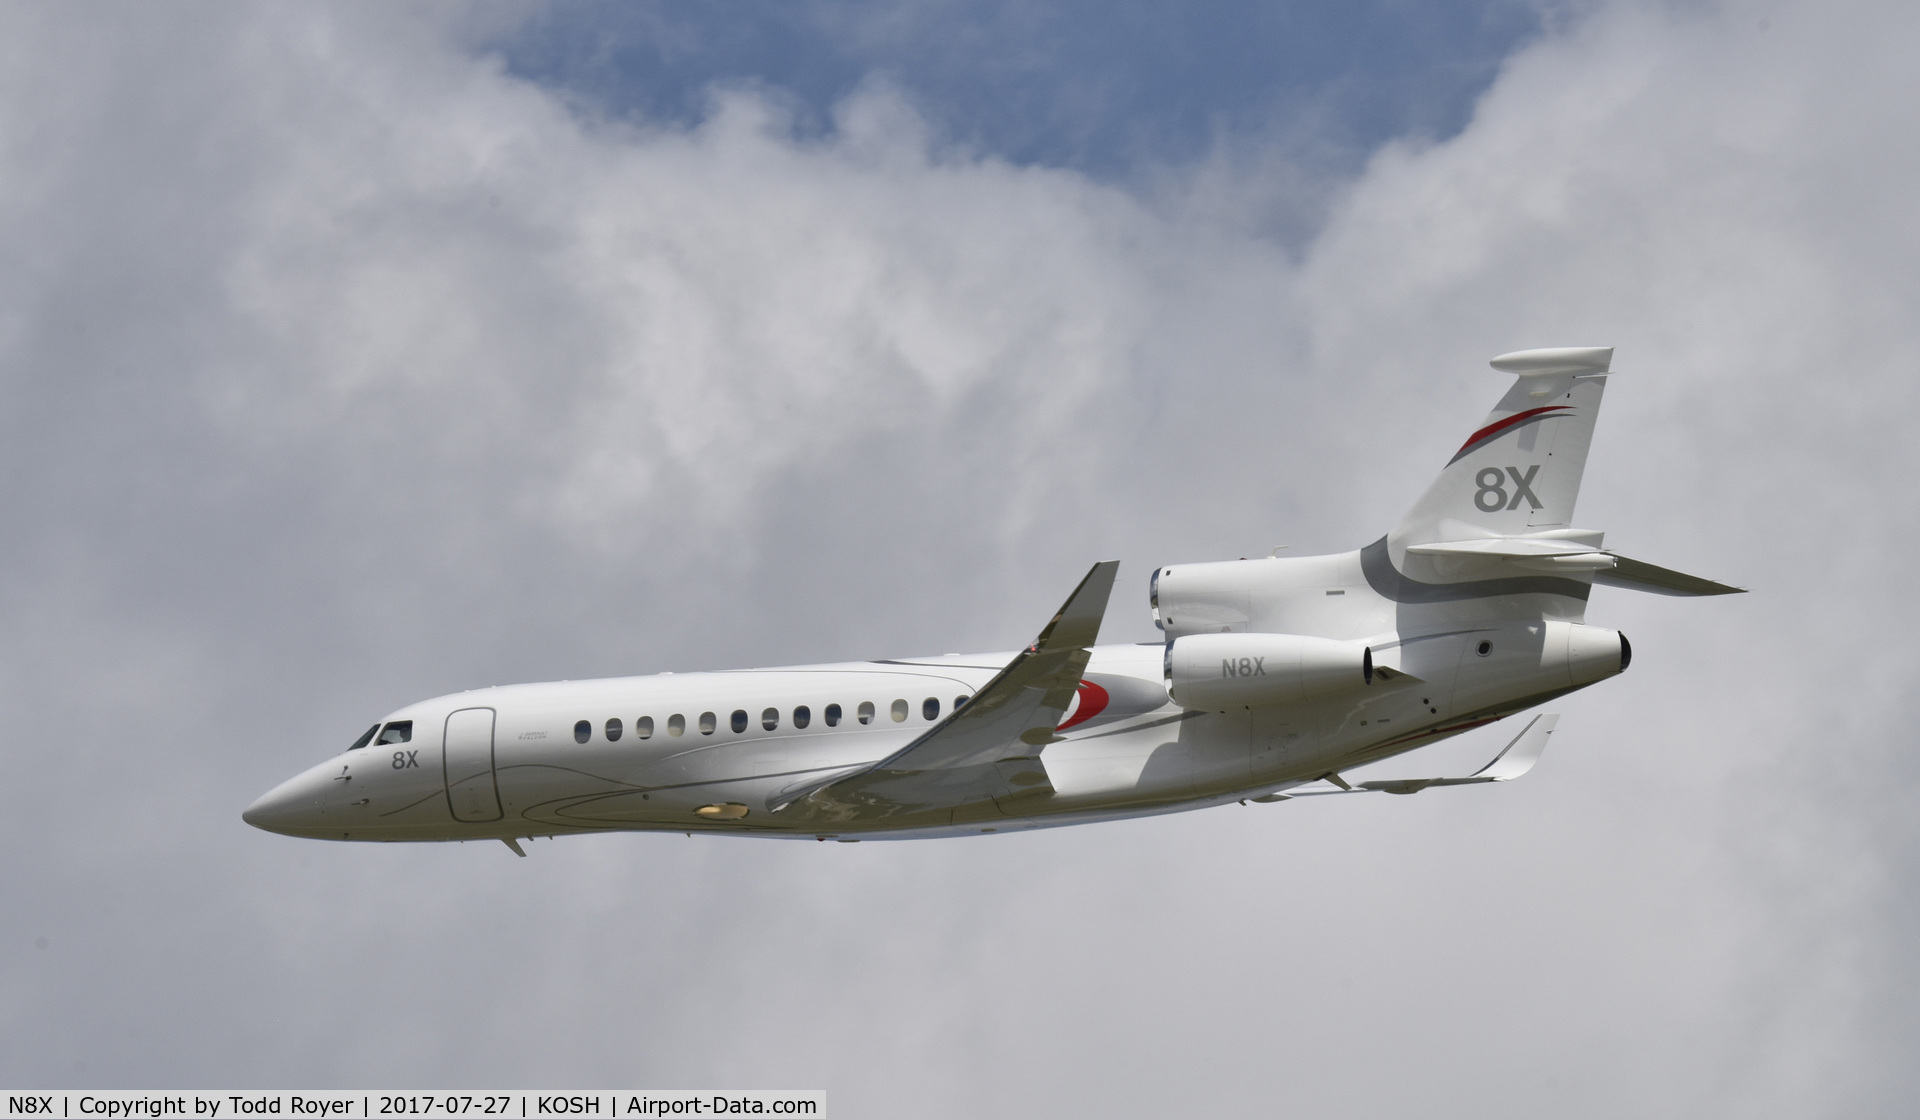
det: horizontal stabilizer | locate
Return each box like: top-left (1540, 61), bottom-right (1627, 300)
top-left (1406, 536), bottom-right (1603, 559)
top-left (1404, 536), bottom-right (1744, 595)
top-left (1593, 554), bottom-right (1745, 596)
top-left (1283, 714), bottom-right (1560, 798)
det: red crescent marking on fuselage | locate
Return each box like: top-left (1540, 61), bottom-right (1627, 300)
top-left (1055, 680), bottom-right (1111, 731)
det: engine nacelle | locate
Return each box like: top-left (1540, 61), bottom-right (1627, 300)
top-left (1165, 632), bottom-right (1373, 711)
top-left (1564, 623), bottom-right (1631, 685)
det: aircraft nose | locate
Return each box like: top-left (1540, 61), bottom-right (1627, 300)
top-left (242, 763), bottom-right (335, 836)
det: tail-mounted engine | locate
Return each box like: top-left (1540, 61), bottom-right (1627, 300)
top-left (1165, 633), bottom-right (1374, 711)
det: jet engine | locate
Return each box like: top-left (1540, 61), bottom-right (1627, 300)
top-left (1165, 632), bottom-right (1373, 711)
top-left (1562, 623), bottom-right (1631, 685)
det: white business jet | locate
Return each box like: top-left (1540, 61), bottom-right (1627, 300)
top-left (245, 347), bottom-right (1740, 852)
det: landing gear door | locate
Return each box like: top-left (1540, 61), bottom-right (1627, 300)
top-left (443, 707), bottom-right (502, 822)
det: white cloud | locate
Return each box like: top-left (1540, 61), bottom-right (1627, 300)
top-left (0, 0), bottom-right (1915, 1115)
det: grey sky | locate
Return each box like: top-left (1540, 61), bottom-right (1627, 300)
top-left (2, 2), bottom-right (1916, 1116)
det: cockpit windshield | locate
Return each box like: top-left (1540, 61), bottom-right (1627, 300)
top-left (347, 724), bottom-right (378, 751)
top-left (376, 721), bottom-right (413, 745)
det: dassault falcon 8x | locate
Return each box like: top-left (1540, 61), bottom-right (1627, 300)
top-left (245, 347), bottom-right (1741, 852)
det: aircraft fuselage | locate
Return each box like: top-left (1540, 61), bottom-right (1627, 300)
top-left (244, 547), bottom-right (1625, 844)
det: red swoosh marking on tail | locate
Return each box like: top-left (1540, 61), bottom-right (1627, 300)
top-left (1056, 680), bottom-right (1111, 731)
top-left (1453, 405), bottom-right (1573, 457)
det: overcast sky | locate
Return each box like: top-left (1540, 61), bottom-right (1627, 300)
top-left (2, 1), bottom-right (1916, 1116)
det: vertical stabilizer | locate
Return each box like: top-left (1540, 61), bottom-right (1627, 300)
top-left (1390, 347), bottom-right (1612, 550)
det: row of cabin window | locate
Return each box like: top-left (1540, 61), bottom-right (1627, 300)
top-left (571, 695), bottom-right (969, 745)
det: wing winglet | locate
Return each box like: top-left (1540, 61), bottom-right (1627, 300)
top-left (1458, 712), bottom-right (1558, 782)
top-left (1029, 560), bottom-right (1120, 652)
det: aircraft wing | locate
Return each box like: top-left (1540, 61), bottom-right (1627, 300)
top-left (1284, 713), bottom-right (1560, 797)
top-left (774, 561), bottom-right (1120, 824)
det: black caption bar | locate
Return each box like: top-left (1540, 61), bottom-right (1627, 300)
top-left (0, 1094), bottom-right (825, 1120)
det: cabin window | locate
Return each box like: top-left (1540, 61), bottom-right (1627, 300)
top-left (378, 721), bottom-right (413, 745)
top-left (954, 695), bottom-right (970, 710)
top-left (699, 711), bottom-right (716, 735)
top-left (857, 701), bottom-right (875, 725)
top-left (825, 703), bottom-right (842, 727)
top-left (348, 724), bottom-right (379, 751)
top-left (636, 716), bottom-right (654, 740)
top-left (573, 720), bottom-right (590, 744)
top-left (762, 707), bottom-right (779, 731)
top-left (667, 714), bottom-right (685, 737)
top-left (793, 705), bottom-right (811, 729)
top-left (923, 697), bottom-right (940, 720)
top-left (890, 699), bottom-right (908, 722)
top-left (605, 718), bottom-right (623, 742)
top-left (730, 709), bottom-right (748, 733)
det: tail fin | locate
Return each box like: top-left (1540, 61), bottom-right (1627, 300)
top-left (1390, 347), bottom-right (1613, 549)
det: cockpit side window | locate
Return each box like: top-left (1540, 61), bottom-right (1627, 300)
top-left (376, 721), bottom-right (413, 745)
top-left (348, 724), bottom-right (379, 751)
